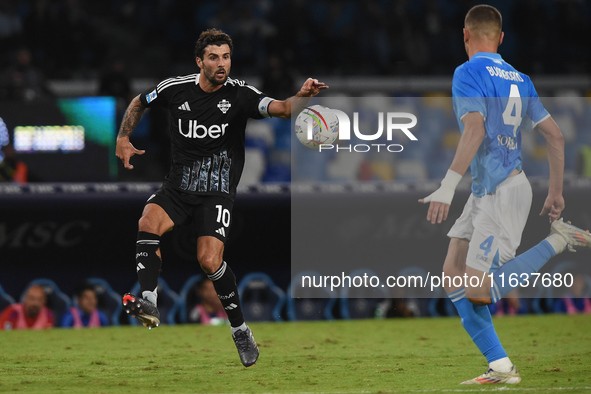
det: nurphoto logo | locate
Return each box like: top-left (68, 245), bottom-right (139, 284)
top-left (295, 105), bottom-right (418, 152)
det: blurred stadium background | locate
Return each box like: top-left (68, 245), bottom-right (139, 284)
top-left (0, 0), bottom-right (590, 326)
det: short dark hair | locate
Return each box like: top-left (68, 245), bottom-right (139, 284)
top-left (75, 283), bottom-right (96, 299)
top-left (194, 28), bottom-right (233, 59)
top-left (465, 5), bottom-right (502, 39)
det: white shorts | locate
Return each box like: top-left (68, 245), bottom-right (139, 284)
top-left (447, 171), bottom-right (532, 273)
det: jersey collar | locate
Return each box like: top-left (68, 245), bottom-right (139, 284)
top-left (471, 52), bottom-right (504, 64)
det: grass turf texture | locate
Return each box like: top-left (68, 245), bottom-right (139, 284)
top-left (0, 314), bottom-right (589, 393)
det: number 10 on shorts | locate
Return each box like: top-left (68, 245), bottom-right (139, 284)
top-left (216, 205), bottom-right (231, 227)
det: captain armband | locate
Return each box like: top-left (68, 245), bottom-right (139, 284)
top-left (258, 97), bottom-right (275, 118)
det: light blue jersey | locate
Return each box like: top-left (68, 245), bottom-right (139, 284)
top-left (452, 52), bottom-right (550, 196)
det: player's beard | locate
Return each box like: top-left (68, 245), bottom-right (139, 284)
top-left (204, 65), bottom-right (230, 86)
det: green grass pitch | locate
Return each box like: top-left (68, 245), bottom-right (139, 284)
top-left (0, 314), bottom-right (589, 393)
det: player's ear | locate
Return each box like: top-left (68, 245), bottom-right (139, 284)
top-left (196, 57), bottom-right (203, 69)
top-left (498, 31), bottom-right (504, 46)
top-left (463, 28), bottom-right (469, 44)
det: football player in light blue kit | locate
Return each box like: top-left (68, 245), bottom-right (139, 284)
top-left (420, 4), bottom-right (591, 385)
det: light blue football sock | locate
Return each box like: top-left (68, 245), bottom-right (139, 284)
top-left (490, 240), bottom-right (556, 303)
top-left (448, 288), bottom-right (507, 363)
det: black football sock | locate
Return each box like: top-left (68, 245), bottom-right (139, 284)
top-left (136, 231), bottom-right (162, 303)
top-left (207, 261), bottom-right (245, 328)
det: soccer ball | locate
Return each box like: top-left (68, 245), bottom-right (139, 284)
top-left (294, 105), bottom-right (339, 149)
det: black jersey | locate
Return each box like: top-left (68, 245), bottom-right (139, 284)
top-left (140, 73), bottom-right (274, 200)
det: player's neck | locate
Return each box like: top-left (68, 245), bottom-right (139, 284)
top-left (466, 36), bottom-right (500, 60)
top-left (199, 76), bottom-right (225, 93)
top-left (467, 45), bottom-right (498, 60)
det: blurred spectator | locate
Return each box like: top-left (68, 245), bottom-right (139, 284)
top-left (375, 298), bottom-right (416, 318)
top-left (0, 117), bottom-right (27, 182)
top-left (0, 47), bottom-right (53, 101)
top-left (488, 289), bottom-right (527, 316)
top-left (0, 142), bottom-right (28, 183)
top-left (188, 279), bottom-right (229, 325)
top-left (0, 285), bottom-right (54, 330)
top-left (553, 273), bottom-right (591, 315)
top-left (376, 285), bottom-right (419, 318)
top-left (61, 283), bottom-right (109, 328)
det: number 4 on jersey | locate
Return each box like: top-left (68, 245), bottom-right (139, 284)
top-left (502, 84), bottom-right (522, 138)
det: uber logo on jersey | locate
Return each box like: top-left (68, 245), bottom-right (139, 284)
top-left (178, 119), bottom-right (228, 139)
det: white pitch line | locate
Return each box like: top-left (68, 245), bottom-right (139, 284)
top-left (267, 387), bottom-right (591, 394)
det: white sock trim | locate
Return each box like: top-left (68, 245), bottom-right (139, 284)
top-left (208, 261), bottom-right (227, 282)
top-left (231, 323), bottom-right (248, 333)
top-left (489, 357), bottom-right (513, 373)
top-left (142, 289), bottom-right (158, 305)
top-left (546, 233), bottom-right (567, 255)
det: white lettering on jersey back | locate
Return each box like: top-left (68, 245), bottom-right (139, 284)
top-left (485, 66), bottom-right (524, 82)
top-left (178, 119), bottom-right (228, 139)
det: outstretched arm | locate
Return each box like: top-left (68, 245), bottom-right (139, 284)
top-left (419, 112), bottom-right (485, 224)
top-left (116, 95), bottom-right (147, 170)
top-left (536, 116), bottom-right (565, 222)
top-left (268, 78), bottom-right (329, 119)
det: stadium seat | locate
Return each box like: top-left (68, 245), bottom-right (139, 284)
top-left (237, 272), bottom-right (285, 322)
top-left (0, 284), bottom-right (15, 313)
top-left (173, 275), bottom-right (204, 324)
top-left (245, 120), bottom-right (275, 154)
top-left (268, 118), bottom-right (292, 151)
top-left (21, 279), bottom-right (71, 327)
top-left (240, 147), bottom-right (266, 186)
top-left (287, 271), bottom-right (336, 321)
top-left (128, 278), bottom-right (179, 326)
top-left (84, 278), bottom-right (123, 326)
top-left (262, 162), bottom-right (291, 182)
top-left (340, 269), bottom-right (389, 320)
top-left (293, 144), bottom-right (333, 181)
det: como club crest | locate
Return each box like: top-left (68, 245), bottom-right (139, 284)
top-left (218, 99), bottom-right (231, 114)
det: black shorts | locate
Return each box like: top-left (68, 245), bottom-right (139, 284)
top-left (146, 186), bottom-right (233, 243)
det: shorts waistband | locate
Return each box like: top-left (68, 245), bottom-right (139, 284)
top-left (496, 170), bottom-right (527, 190)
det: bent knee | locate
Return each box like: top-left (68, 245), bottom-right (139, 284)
top-left (138, 216), bottom-right (154, 232)
top-left (138, 205), bottom-right (174, 234)
top-left (467, 297), bottom-right (492, 306)
top-left (138, 215), bottom-right (164, 234)
top-left (198, 254), bottom-right (222, 275)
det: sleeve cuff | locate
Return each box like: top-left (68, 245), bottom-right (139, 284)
top-left (532, 113), bottom-right (551, 129)
top-left (459, 111), bottom-right (486, 122)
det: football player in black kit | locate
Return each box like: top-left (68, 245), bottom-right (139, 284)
top-left (116, 28), bottom-right (327, 367)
